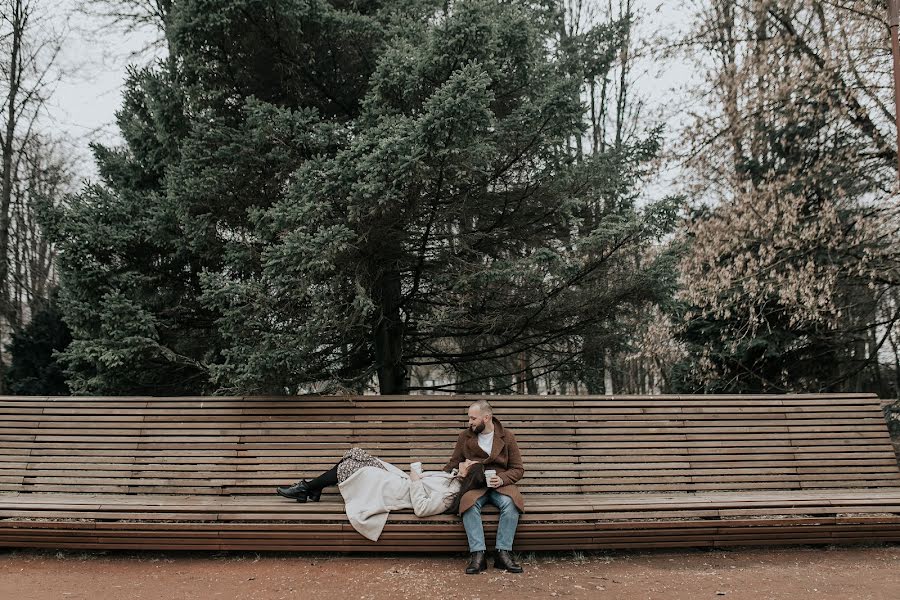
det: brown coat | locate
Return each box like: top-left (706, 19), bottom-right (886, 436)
top-left (442, 416), bottom-right (525, 515)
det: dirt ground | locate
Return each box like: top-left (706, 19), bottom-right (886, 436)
top-left (2, 544), bottom-right (899, 600)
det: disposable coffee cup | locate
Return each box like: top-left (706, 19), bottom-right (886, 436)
top-left (410, 462), bottom-right (423, 474)
top-left (485, 469), bottom-right (497, 486)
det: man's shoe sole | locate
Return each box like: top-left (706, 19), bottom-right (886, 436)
top-left (494, 560), bottom-right (523, 572)
top-left (494, 566), bottom-right (523, 573)
top-left (465, 559), bottom-right (487, 574)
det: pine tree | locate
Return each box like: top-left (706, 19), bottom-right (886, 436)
top-left (194, 0), bottom-right (677, 394)
top-left (43, 63), bottom-right (213, 394)
top-left (4, 288), bottom-right (71, 395)
top-left (49, 0), bottom-right (677, 395)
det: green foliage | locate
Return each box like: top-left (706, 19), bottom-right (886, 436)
top-left (199, 0), bottom-right (677, 393)
top-left (4, 290), bottom-right (72, 395)
top-left (50, 0), bottom-right (677, 394)
top-left (44, 63), bottom-right (219, 394)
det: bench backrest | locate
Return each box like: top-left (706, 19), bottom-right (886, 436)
top-left (1, 394), bottom-right (898, 496)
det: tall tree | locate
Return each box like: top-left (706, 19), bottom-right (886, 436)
top-left (48, 0), bottom-right (421, 394)
top-left (10, 134), bottom-right (68, 325)
top-left (553, 0), bottom-right (680, 396)
top-left (0, 0), bottom-right (65, 391)
top-left (197, 0), bottom-right (677, 394)
top-left (673, 0), bottom-right (900, 392)
top-left (44, 60), bottom-right (204, 394)
top-left (51, 0), bottom-right (677, 395)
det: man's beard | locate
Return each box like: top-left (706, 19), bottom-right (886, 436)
top-left (471, 422), bottom-right (486, 434)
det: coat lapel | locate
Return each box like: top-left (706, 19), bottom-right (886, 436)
top-left (464, 433), bottom-right (488, 459)
top-left (486, 417), bottom-right (506, 463)
top-left (488, 431), bottom-right (505, 463)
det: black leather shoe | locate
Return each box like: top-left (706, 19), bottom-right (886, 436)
top-left (276, 479), bottom-right (313, 502)
top-left (494, 549), bottom-right (523, 573)
top-left (465, 551), bottom-right (487, 574)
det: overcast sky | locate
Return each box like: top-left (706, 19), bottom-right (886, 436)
top-left (45, 0), bottom-right (697, 187)
top-left (42, 1), bottom-right (163, 180)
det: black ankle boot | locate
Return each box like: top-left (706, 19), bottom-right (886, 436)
top-left (276, 479), bottom-right (313, 502)
top-left (465, 551), bottom-right (487, 574)
top-left (494, 549), bottom-right (523, 573)
top-left (307, 486), bottom-right (322, 502)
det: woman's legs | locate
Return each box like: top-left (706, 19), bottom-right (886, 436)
top-left (276, 457), bottom-right (345, 501)
top-left (305, 463), bottom-right (339, 491)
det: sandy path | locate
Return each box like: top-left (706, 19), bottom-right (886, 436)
top-left (1, 544), bottom-right (899, 600)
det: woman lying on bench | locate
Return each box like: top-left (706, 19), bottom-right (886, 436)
top-left (276, 448), bottom-right (486, 541)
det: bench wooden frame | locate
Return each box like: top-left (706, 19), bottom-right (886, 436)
top-left (2, 393), bottom-right (900, 552)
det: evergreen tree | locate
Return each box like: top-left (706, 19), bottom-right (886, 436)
top-left (42, 63), bottom-right (214, 394)
top-left (194, 0), bottom-right (677, 394)
top-left (4, 288), bottom-right (72, 395)
top-left (49, 0), bottom-right (677, 395)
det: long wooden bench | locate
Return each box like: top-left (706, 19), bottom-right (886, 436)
top-left (2, 393), bottom-right (900, 552)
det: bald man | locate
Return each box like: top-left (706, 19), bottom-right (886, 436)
top-left (443, 399), bottom-right (525, 574)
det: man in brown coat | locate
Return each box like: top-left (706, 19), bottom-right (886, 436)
top-left (443, 399), bottom-right (525, 574)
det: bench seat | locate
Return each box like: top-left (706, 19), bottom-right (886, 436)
top-left (2, 489), bottom-right (900, 551)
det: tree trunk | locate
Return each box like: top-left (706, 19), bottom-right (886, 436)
top-left (516, 351), bottom-right (526, 394)
top-left (525, 358), bottom-right (539, 394)
top-left (891, 333), bottom-right (900, 399)
top-left (604, 348), bottom-right (614, 395)
top-left (613, 0), bottom-right (632, 149)
top-left (373, 267), bottom-right (407, 395)
top-left (0, 0), bottom-right (24, 394)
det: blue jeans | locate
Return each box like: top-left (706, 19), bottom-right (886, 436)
top-left (462, 489), bottom-right (520, 552)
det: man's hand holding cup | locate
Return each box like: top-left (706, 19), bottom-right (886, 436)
top-left (484, 469), bottom-right (502, 488)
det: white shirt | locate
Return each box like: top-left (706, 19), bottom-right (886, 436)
top-left (477, 430), bottom-right (494, 456)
